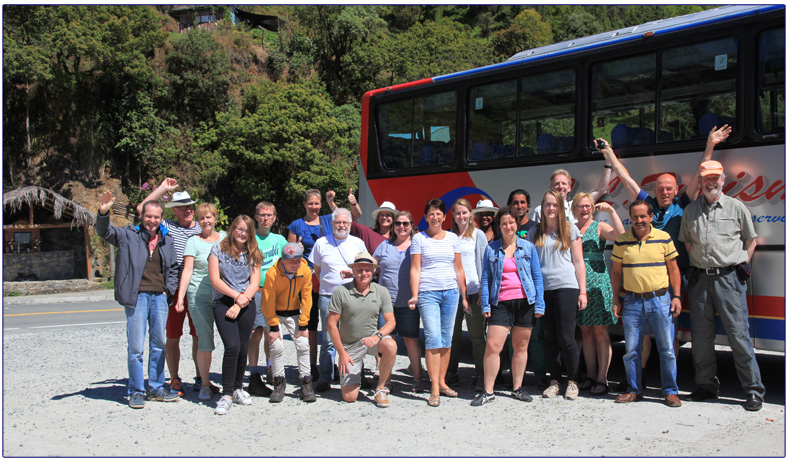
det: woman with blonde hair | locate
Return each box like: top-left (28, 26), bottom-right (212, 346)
top-left (446, 198), bottom-right (488, 389)
top-left (176, 203), bottom-right (225, 400)
top-left (208, 215), bottom-right (263, 415)
top-left (571, 193), bottom-right (624, 395)
top-left (530, 190), bottom-right (586, 400)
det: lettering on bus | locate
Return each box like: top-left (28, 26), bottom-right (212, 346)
top-left (606, 170), bottom-right (785, 207)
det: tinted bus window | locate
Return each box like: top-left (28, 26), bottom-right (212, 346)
top-left (521, 69), bottom-right (576, 155)
top-left (757, 28), bottom-right (785, 134)
top-left (468, 80), bottom-right (517, 161)
top-left (592, 54), bottom-right (657, 147)
top-left (377, 91), bottom-right (457, 169)
top-left (661, 38), bottom-right (737, 141)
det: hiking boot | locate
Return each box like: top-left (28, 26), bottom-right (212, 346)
top-left (146, 388), bottom-right (180, 402)
top-left (232, 389), bottom-right (252, 405)
top-left (300, 376), bottom-right (317, 402)
top-left (542, 380), bottom-right (560, 398)
top-left (169, 377), bottom-right (185, 397)
top-left (214, 395), bottom-right (232, 415)
top-left (471, 391), bottom-right (495, 407)
top-left (266, 365), bottom-right (274, 385)
top-left (315, 381), bottom-right (331, 392)
top-left (128, 392), bottom-right (145, 409)
top-left (270, 376), bottom-right (286, 403)
top-left (248, 373), bottom-right (272, 397)
top-left (565, 380), bottom-right (579, 400)
top-left (374, 387), bottom-right (390, 408)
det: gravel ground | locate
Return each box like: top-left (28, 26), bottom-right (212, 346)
top-left (3, 324), bottom-right (784, 457)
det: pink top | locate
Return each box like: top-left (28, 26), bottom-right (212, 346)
top-left (499, 257), bottom-right (526, 302)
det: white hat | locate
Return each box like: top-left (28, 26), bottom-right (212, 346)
top-left (347, 251), bottom-right (380, 269)
top-left (371, 201), bottom-right (398, 221)
top-left (165, 191), bottom-right (197, 208)
top-left (472, 199), bottom-right (498, 216)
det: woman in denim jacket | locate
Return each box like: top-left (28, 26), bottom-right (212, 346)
top-left (472, 207), bottom-right (544, 406)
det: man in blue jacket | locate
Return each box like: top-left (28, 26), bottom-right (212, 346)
top-left (95, 190), bottom-right (180, 409)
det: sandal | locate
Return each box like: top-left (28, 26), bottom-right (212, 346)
top-left (590, 382), bottom-right (609, 396)
top-left (427, 394), bottom-right (440, 407)
top-left (439, 387), bottom-right (458, 398)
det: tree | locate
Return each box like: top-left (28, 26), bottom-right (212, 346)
top-left (195, 79), bottom-right (358, 222)
top-left (490, 9), bottom-right (554, 59)
top-left (293, 5), bottom-right (386, 105)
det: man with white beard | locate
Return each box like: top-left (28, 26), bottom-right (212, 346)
top-left (679, 160), bottom-right (764, 411)
top-left (309, 208), bottom-right (368, 392)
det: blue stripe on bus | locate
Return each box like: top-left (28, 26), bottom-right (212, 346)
top-left (433, 5), bottom-right (783, 83)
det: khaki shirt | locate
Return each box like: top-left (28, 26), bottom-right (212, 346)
top-left (679, 194), bottom-right (756, 268)
top-left (329, 282), bottom-right (393, 345)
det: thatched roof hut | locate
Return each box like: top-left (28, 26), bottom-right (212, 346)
top-left (4, 186), bottom-right (96, 228)
top-left (3, 186), bottom-right (97, 281)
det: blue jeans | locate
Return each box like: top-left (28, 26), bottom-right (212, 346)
top-left (622, 292), bottom-right (678, 395)
top-left (125, 292), bottom-right (169, 394)
top-left (418, 288), bottom-right (459, 350)
top-left (318, 294), bottom-right (336, 383)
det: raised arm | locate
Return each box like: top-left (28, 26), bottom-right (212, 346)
top-left (135, 178), bottom-right (178, 216)
top-left (590, 158), bottom-right (614, 202)
top-left (598, 138), bottom-right (641, 201)
top-left (686, 125), bottom-right (732, 201)
top-left (95, 190), bottom-right (119, 246)
top-left (595, 202), bottom-right (625, 241)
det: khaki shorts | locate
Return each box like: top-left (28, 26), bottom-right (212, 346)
top-left (339, 337), bottom-right (391, 387)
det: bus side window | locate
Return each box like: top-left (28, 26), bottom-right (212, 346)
top-left (756, 28), bottom-right (785, 135)
top-left (521, 69), bottom-right (576, 156)
top-left (660, 37), bottom-right (737, 142)
top-left (592, 54), bottom-right (657, 147)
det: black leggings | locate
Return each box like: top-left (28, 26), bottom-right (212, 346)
top-left (542, 288), bottom-right (580, 382)
top-left (213, 295), bottom-right (255, 395)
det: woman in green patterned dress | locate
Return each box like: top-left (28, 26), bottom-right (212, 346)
top-left (572, 193), bottom-right (625, 395)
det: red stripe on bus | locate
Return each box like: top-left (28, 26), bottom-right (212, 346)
top-left (368, 172), bottom-right (474, 218)
top-left (748, 295), bottom-right (785, 319)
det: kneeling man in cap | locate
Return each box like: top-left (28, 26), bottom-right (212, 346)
top-left (326, 252), bottom-right (397, 407)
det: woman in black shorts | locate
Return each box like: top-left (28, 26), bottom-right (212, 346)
top-left (472, 207), bottom-right (545, 406)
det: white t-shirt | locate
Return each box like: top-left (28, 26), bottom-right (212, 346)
top-left (411, 231), bottom-right (461, 292)
top-left (309, 234), bottom-right (367, 296)
top-left (456, 228), bottom-right (487, 295)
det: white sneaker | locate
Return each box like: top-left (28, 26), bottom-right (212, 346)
top-left (199, 387), bottom-right (212, 401)
top-left (542, 380), bottom-right (560, 398)
top-left (214, 395), bottom-right (232, 415)
top-left (565, 380), bottom-right (579, 400)
top-left (232, 389), bottom-right (252, 405)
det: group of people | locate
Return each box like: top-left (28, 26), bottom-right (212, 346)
top-left (96, 124), bottom-right (764, 413)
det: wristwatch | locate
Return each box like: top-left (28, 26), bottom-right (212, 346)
top-left (375, 332), bottom-right (383, 339)
top-left (671, 295), bottom-right (681, 300)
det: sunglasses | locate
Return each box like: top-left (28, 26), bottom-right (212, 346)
top-left (394, 221), bottom-right (412, 227)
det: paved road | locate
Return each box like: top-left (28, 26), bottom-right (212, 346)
top-left (3, 300), bottom-right (125, 331)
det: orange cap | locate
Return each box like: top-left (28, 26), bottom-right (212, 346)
top-left (699, 160), bottom-right (723, 177)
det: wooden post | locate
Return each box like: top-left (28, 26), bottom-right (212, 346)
top-left (83, 226), bottom-right (93, 281)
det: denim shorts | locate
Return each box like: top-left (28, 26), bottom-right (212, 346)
top-left (418, 288), bottom-right (459, 350)
top-left (252, 290), bottom-right (267, 330)
top-left (393, 306), bottom-right (421, 339)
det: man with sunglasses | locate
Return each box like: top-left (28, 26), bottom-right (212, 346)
top-left (136, 178), bottom-right (207, 397)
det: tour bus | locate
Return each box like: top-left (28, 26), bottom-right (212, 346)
top-left (357, 5), bottom-right (785, 351)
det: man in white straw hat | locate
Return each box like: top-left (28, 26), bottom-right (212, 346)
top-left (137, 178), bottom-right (207, 397)
top-left (326, 252), bottom-right (397, 407)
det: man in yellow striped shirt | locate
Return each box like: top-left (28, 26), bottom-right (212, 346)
top-left (610, 200), bottom-right (682, 407)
